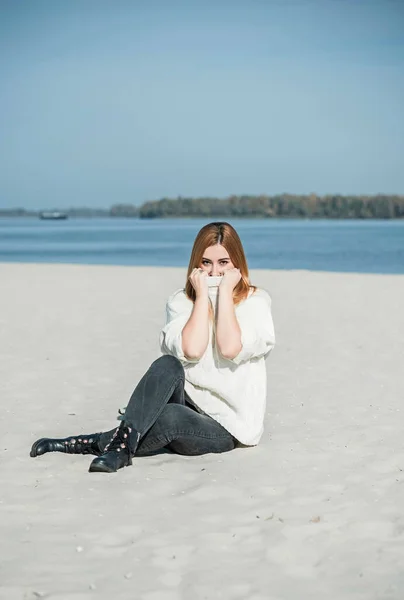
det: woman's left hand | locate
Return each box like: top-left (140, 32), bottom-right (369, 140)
top-left (220, 268), bottom-right (242, 291)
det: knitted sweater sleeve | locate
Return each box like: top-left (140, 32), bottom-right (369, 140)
top-left (159, 290), bottom-right (200, 364)
top-left (229, 289), bottom-right (276, 366)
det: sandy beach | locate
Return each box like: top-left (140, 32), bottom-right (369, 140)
top-left (0, 262), bottom-right (403, 600)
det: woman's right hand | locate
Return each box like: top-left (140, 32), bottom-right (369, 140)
top-left (189, 268), bottom-right (209, 298)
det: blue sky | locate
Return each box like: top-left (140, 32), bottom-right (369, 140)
top-left (0, 0), bottom-right (403, 209)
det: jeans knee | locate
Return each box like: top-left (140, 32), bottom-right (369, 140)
top-left (154, 354), bottom-right (183, 374)
top-left (158, 403), bottom-right (183, 428)
top-left (145, 404), bottom-right (183, 440)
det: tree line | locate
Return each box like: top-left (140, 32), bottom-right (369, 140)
top-left (134, 194), bottom-right (404, 219)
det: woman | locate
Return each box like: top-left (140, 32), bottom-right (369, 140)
top-left (30, 222), bottom-right (275, 473)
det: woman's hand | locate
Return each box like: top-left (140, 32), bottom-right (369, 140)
top-left (189, 268), bottom-right (209, 297)
top-left (220, 268), bottom-right (242, 291)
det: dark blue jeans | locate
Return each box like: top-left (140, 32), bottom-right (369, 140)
top-left (99, 355), bottom-right (237, 456)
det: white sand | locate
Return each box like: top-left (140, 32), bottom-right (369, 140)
top-left (0, 262), bottom-right (403, 600)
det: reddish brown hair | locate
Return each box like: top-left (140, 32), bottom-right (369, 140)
top-left (184, 222), bottom-right (256, 305)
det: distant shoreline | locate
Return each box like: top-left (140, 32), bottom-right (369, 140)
top-left (1, 193), bottom-right (404, 219)
top-left (1, 214), bottom-right (404, 220)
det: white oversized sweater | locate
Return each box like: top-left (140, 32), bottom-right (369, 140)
top-left (159, 286), bottom-right (275, 445)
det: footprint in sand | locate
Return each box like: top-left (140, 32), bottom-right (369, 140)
top-left (140, 591), bottom-right (181, 600)
top-left (151, 544), bottom-right (194, 571)
top-left (89, 526), bottom-right (143, 557)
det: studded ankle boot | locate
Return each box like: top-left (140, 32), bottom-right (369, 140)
top-left (88, 422), bottom-right (140, 473)
top-left (30, 433), bottom-right (103, 458)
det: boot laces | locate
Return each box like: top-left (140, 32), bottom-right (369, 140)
top-left (104, 424), bottom-right (133, 455)
top-left (63, 436), bottom-right (96, 454)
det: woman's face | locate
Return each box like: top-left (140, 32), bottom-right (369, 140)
top-left (199, 244), bottom-right (235, 276)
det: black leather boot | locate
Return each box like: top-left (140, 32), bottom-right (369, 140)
top-left (30, 433), bottom-right (103, 458)
top-left (89, 422), bottom-right (140, 473)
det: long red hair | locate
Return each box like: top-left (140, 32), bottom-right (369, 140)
top-left (184, 222), bottom-right (256, 305)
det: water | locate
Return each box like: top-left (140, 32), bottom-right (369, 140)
top-left (0, 217), bottom-right (403, 274)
